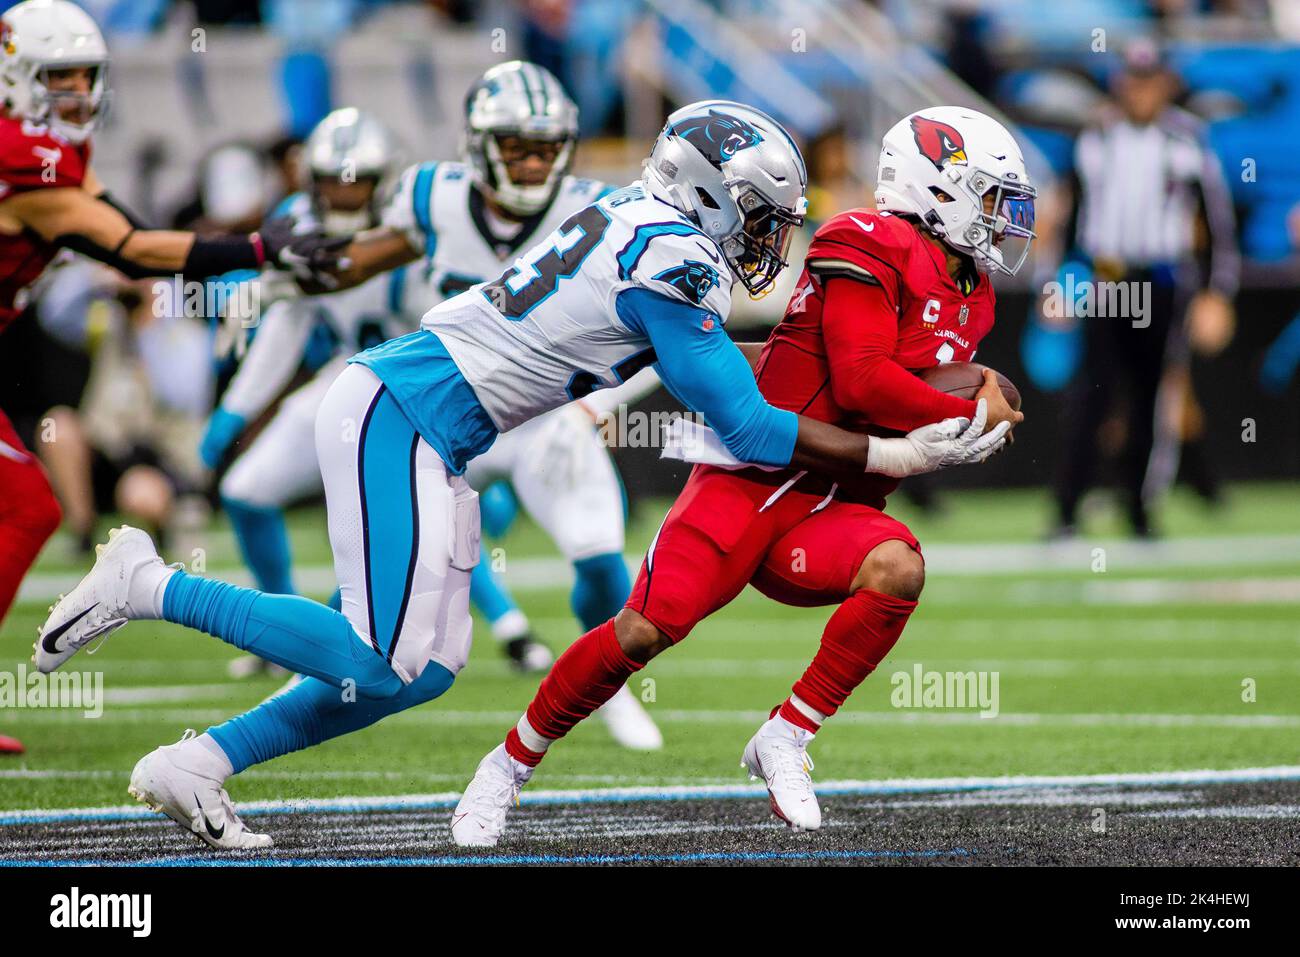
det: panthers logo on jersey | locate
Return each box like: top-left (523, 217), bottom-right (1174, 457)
top-left (671, 110), bottom-right (763, 167)
top-left (653, 260), bottom-right (721, 306)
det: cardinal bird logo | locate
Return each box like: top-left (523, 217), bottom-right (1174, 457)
top-left (911, 116), bottom-right (968, 171)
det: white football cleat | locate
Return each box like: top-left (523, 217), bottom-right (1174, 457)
top-left (34, 526), bottom-right (173, 674)
top-left (741, 715), bottom-right (822, 832)
top-left (128, 731), bottom-right (273, 851)
top-left (451, 743), bottom-right (534, 848)
top-left (596, 684), bottom-right (663, 750)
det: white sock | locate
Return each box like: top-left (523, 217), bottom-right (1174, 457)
top-left (492, 609), bottom-right (530, 643)
top-left (128, 562), bottom-right (178, 621)
top-left (188, 732), bottom-right (235, 781)
top-left (788, 694), bottom-right (825, 728)
top-left (515, 715), bottom-right (551, 755)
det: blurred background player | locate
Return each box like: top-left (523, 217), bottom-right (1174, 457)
top-left (196, 107), bottom-right (412, 678)
top-left (1047, 39), bottom-right (1239, 539)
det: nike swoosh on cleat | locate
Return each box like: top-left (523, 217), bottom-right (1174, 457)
top-left (195, 794), bottom-right (225, 840)
top-left (40, 603), bottom-right (99, 656)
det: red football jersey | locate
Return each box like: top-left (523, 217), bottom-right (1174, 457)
top-left (753, 207), bottom-right (997, 504)
top-left (0, 113), bottom-right (91, 332)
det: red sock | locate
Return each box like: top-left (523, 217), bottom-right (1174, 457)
top-left (504, 618), bottom-right (643, 767)
top-left (788, 588), bottom-right (916, 721)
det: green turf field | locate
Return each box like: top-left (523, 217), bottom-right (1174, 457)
top-left (3, 482), bottom-right (1298, 813)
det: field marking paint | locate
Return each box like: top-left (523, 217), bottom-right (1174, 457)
top-left (20, 532), bottom-right (1300, 603)
top-left (1134, 805), bottom-right (1300, 820)
top-left (1, 848), bottom-right (974, 867)
top-left (3, 765), bottom-right (1297, 827)
top-left (8, 707), bottom-right (1300, 729)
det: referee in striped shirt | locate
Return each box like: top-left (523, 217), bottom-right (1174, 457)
top-left (1053, 40), bottom-right (1239, 538)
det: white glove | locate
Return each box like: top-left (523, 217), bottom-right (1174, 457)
top-left (659, 417), bottom-right (779, 471)
top-left (864, 399), bottom-right (1012, 478)
top-left (525, 405), bottom-right (597, 490)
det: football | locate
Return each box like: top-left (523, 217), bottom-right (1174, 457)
top-left (916, 361), bottom-right (1022, 411)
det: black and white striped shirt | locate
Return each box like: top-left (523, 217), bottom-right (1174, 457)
top-left (1073, 106), bottom-right (1239, 295)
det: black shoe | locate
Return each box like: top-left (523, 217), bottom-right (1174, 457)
top-left (503, 633), bottom-right (555, 674)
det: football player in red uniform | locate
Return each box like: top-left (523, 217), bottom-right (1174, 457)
top-left (0, 0), bottom-right (340, 636)
top-left (455, 106), bottom-right (1035, 844)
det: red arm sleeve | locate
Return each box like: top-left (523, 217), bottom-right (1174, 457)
top-left (822, 277), bottom-right (976, 431)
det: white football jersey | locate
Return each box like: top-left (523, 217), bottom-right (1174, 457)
top-left (419, 181), bottom-right (733, 432)
top-left (383, 161), bottom-right (612, 311)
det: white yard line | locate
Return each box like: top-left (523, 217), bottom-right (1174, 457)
top-left (19, 532), bottom-right (1300, 604)
top-left (5, 706), bottom-right (1299, 728)
top-left (3, 765), bottom-right (1298, 825)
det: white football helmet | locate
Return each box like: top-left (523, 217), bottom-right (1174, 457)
top-left (0, 0), bottom-right (109, 145)
top-left (643, 99), bottom-right (808, 297)
top-left (303, 107), bottom-right (401, 234)
top-left (463, 60), bottom-right (578, 217)
top-left (875, 106), bottom-right (1036, 276)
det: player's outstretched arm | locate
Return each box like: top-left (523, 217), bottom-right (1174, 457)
top-left (320, 227), bottom-right (421, 293)
top-left (0, 174), bottom-right (343, 284)
top-left (310, 160), bottom-right (437, 293)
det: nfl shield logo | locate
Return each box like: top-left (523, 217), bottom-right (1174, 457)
top-left (957, 304), bottom-right (969, 326)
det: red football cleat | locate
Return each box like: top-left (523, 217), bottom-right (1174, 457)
top-left (0, 734), bottom-right (25, 755)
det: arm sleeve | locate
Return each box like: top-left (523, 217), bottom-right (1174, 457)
top-left (819, 277), bottom-right (976, 430)
top-left (615, 287), bottom-right (796, 467)
top-left (95, 190), bottom-right (153, 230)
top-left (218, 299), bottom-right (317, 420)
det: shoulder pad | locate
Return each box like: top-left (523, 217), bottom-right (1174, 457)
top-left (0, 117), bottom-right (89, 196)
top-left (806, 208), bottom-right (915, 284)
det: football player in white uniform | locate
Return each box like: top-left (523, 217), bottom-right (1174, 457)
top-left (38, 99), bottom-right (1005, 850)
top-left (198, 107), bottom-right (412, 684)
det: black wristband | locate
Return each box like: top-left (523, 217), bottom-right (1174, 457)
top-left (182, 234), bottom-right (262, 279)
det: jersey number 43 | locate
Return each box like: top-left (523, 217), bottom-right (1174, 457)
top-left (481, 206), bottom-right (611, 320)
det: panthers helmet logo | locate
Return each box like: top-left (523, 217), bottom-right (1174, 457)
top-left (910, 116), bottom-right (967, 171)
top-left (671, 110), bottom-right (764, 168)
top-left (653, 260), bottom-right (721, 306)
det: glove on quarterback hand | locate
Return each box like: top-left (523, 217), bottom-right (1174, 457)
top-left (866, 399), bottom-right (1011, 478)
top-left (256, 216), bottom-right (352, 291)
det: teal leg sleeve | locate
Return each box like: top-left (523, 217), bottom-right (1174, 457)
top-left (207, 663), bottom-right (456, 774)
top-left (163, 572), bottom-right (401, 699)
